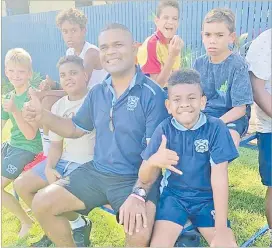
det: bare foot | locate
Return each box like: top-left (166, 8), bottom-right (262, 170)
top-left (18, 222), bottom-right (32, 238)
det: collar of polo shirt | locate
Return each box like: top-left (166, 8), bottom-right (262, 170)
top-left (155, 30), bottom-right (169, 45)
top-left (171, 112), bottom-right (207, 131)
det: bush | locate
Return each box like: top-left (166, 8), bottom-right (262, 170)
top-left (1, 72), bottom-right (44, 95)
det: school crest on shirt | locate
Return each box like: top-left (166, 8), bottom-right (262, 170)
top-left (127, 96), bottom-right (139, 111)
top-left (6, 164), bottom-right (17, 174)
top-left (194, 139), bottom-right (209, 153)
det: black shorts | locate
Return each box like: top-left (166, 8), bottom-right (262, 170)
top-left (56, 161), bottom-right (161, 216)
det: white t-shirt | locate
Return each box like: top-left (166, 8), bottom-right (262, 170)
top-left (66, 42), bottom-right (108, 89)
top-left (49, 95), bottom-right (95, 164)
top-left (246, 29), bottom-right (272, 133)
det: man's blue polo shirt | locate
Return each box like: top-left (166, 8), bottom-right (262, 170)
top-left (141, 113), bottom-right (239, 202)
top-left (72, 67), bottom-right (169, 176)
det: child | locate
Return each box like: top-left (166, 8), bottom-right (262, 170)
top-left (39, 8), bottom-right (107, 156)
top-left (139, 69), bottom-right (238, 247)
top-left (193, 8), bottom-right (253, 148)
top-left (246, 28), bottom-right (272, 245)
top-left (1, 48), bottom-right (43, 237)
top-left (15, 55), bottom-right (95, 247)
top-left (137, 0), bottom-right (184, 87)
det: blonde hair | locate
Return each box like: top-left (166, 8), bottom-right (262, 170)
top-left (203, 8), bottom-right (236, 33)
top-left (56, 8), bottom-right (87, 29)
top-left (5, 48), bottom-right (32, 71)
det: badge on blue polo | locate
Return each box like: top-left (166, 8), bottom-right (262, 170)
top-left (194, 139), bottom-right (209, 153)
top-left (127, 95), bottom-right (139, 111)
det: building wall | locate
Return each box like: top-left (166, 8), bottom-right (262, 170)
top-left (2, 1), bottom-right (7, 16)
top-left (29, 1), bottom-right (75, 13)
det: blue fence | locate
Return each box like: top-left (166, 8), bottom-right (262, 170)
top-left (2, 0), bottom-right (271, 80)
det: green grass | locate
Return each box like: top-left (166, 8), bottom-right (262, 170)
top-left (2, 124), bottom-right (270, 247)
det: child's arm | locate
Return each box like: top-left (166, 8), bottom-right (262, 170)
top-left (219, 105), bottom-right (246, 123)
top-left (151, 36), bottom-right (183, 87)
top-left (45, 140), bottom-right (63, 184)
top-left (84, 48), bottom-right (102, 81)
top-left (3, 95), bottom-right (39, 140)
top-left (250, 72), bottom-right (272, 118)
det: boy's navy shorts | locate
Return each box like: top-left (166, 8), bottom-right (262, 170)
top-left (156, 187), bottom-right (231, 228)
top-left (257, 132), bottom-right (272, 187)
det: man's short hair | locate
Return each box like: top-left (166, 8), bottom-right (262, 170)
top-left (57, 55), bottom-right (85, 70)
top-left (56, 8), bottom-right (87, 29)
top-left (156, 0), bottom-right (180, 18)
top-left (99, 23), bottom-right (133, 40)
top-left (5, 48), bottom-right (32, 71)
top-left (203, 8), bottom-right (236, 33)
top-left (168, 69), bottom-right (203, 95)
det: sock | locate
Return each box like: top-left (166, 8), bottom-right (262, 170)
top-left (40, 129), bottom-right (50, 156)
top-left (69, 215), bottom-right (86, 230)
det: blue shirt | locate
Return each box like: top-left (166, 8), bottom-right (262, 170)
top-left (141, 113), bottom-right (239, 202)
top-left (72, 67), bottom-right (169, 175)
top-left (193, 53), bottom-right (253, 118)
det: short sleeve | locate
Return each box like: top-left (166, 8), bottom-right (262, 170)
top-left (141, 123), bottom-right (165, 161)
top-left (72, 89), bottom-right (94, 132)
top-left (246, 29), bottom-right (272, 81)
top-left (230, 65), bottom-right (253, 107)
top-left (1, 106), bottom-right (9, 120)
top-left (209, 121), bottom-right (239, 165)
top-left (49, 101), bottom-right (63, 142)
top-left (137, 39), bottom-right (162, 75)
top-left (145, 90), bottom-right (169, 138)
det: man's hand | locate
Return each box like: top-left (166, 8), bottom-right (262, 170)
top-left (211, 228), bottom-right (237, 247)
top-left (169, 35), bottom-right (184, 58)
top-left (148, 135), bottom-right (182, 175)
top-left (23, 88), bottom-right (43, 123)
top-left (3, 94), bottom-right (18, 113)
top-left (39, 75), bottom-right (56, 91)
top-left (45, 167), bottom-right (62, 184)
top-left (118, 194), bottom-right (147, 235)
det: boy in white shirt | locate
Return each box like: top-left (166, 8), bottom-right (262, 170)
top-left (246, 28), bottom-right (272, 245)
top-left (14, 55), bottom-right (94, 247)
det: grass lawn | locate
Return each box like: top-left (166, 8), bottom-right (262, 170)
top-left (1, 122), bottom-right (270, 247)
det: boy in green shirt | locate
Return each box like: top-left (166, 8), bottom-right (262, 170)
top-left (2, 48), bottom-right (42, 238)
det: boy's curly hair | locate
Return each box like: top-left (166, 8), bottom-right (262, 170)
top-left (56, 8), bottom-right (87, 29)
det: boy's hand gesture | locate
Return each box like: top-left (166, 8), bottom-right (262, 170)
top-left (3, 94), bottom-right (18, 113)
top-left (39, 75), bottom-right (55, 91)
top-left (148, 135), bottom-right (182, 175)
top-left (23, 88), bottom-right (43, 123)
top-left (169, 35), bottom-right (184, 58)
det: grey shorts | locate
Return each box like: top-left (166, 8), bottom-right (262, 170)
top-left (2, 142), bottom-right (36, 180)
top-left (31, 158), bottom-right (81, 182)
top-left (56, 161), bottom-right (161, 216)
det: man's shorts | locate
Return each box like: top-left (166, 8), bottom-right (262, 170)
top-left (2, 142), bottom-right (36, 180)
top-left (226, 115), bottom-right (249, 137)
top-left (56, 161), bottom-right (161, 216)
top-left (31, 158), bottom-right (81, 182)
top-left (156, 187), bottom-right (230, 228)
top-left (257, 132), bottom-right (272, 187)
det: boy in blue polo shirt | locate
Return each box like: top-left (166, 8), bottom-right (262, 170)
top-left (139, 69), bottom-right (238, 247)
top-left (193, 8), bottom-right (253, 148)
top-left (22, 23), bottom-right (169, 247)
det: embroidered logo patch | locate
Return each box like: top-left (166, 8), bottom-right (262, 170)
top-left (194, 139), bottom-right (209, 153)
top-left (6, 164), bottom-right (17, 174)
top-left (219, 80), bottom-right (228, 92)
top-left (127, 96), bottom-right (139, 111)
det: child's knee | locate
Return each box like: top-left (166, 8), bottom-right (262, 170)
top-left (229, 129), bottom-right (241, 148)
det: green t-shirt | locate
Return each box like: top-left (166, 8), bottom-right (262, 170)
top-left (2, 89), bottom-right (42, 154)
